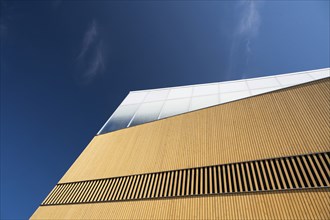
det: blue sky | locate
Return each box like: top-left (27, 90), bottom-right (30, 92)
top-left (0, 1), bottom-right (329, 219)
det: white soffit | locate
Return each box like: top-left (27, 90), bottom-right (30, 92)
top-left (98, 68), bottom-right (330, 134)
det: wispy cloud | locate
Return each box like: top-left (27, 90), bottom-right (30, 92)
top-left (76, 20), bottom-right (105, 84)
top-left (238, 1), bottom-right (261, 38)
top-left (237, 1), bottom-right (261, 53)
top-left (227, 1), bottom-right (262, 77)
top-left (82, 41), bottom-right (105, 82)
top-left (78, 20), bottom-right (98, 59)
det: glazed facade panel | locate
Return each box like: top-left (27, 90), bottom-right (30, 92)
top-left (98, 68), bottom-right (330, 135)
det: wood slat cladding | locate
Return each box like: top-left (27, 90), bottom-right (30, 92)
top-left (31, 189), bottom-right (330, 219)
top-left (58, 78), bottom-right (330, 183)
top-left (42, 152), bottom-right (330, 206)
top-left (32, 78), bottom-right (330, 219)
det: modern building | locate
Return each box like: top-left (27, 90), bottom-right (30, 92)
top-left (31, 68), bottom-right (330, 219)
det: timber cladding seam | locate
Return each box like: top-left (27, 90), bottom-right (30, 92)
top-left (42, 152), bottom-right (330, 206)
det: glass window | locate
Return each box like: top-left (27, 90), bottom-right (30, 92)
top-left (246, 77), bottom-right (280, 89)
top-left (219, 81), bottom-right (248, 93)
top-left (220, 90), bottom-right (250, 104)
top-left (276, 73), bottom-right (313, 86)
top-left (129, 101), bottom-right (164, 126)
top-left (167, 87), bottom-right (192, 99)
top-left (98, 104), bottom-right (139, 134)
top-left (144, 89), bottom-right (169, 102)
top-left (193, 84), bottom-right (218, 96)
top-left (159, 98), bottom-right (191, 119)
top-left (251, 87), bottom-right (281, 96)
top-left (189, 94), bottom-right (219, 111)
top-left (121, 92), bottom-right (148, 105)
top-left (308, 69), bottom-right (330, 80)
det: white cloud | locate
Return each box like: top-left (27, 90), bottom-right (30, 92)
top-left (76, 20), bottom-right (105, 83)
top-left (82, 41), bottom-right (105, 81)
top-left (236, 0), bottom-right (262, 55)
top-left (227, 1), bottom-right (262, 77)
top-left (78, 20), bottom-right (98, 59)
top-left (238, 1), bottom-right (261, 38)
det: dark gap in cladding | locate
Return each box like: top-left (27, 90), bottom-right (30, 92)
top-left (42, 152), bottom-right (330, 206)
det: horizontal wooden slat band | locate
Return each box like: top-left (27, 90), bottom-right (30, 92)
top-left (41, 152), bottom-right (330, 206)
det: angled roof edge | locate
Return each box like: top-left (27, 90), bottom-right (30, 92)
top-left (128, 67), bottom-right (330, 93)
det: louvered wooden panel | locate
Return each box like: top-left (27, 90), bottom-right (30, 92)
top-left (32, 189), bottom-right (330, 219)
top-left (41, 152), bottom-right (329, 206)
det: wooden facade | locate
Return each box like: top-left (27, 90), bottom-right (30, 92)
top-left (31, 78), bottom-right (330, 219)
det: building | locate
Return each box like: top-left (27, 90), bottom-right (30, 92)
top-left (31, 68), bottom-right (330, 219)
